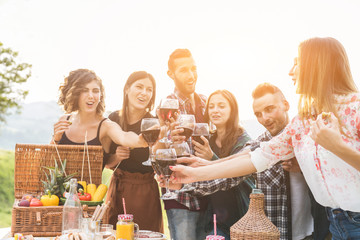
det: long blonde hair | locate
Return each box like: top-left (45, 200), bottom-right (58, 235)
top-left (297, 37), bottom-right (357, 119)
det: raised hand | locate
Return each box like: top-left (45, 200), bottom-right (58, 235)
top-left (310, 112), bottom-right (342, 151)
top-left (192, 136), bottom-right (213, 160)
top-left (176, 155), bottom-right (211, 168)
top-left (170, 121), bottom-right (186, 144)
top-left (105, 146), bottom-right (130, 169)
top-left (52, 115), bottom-right (72, 143)
top-left (282, 158), bottom-right (301, 172)
top-left (169, 164), bottom-right (198, 184)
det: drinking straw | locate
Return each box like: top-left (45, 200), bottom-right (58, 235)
top-left (85, 131), bottom-right (93, 185)
top-left (122, 198), bottom-right (127, 215)
top-left (214, 214), bottom-right (217, 236)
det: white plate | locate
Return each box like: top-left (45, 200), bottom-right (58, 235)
top-left (136, 230), bottom-right (167, 240)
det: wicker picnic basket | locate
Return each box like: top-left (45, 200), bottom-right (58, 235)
top-left (11, 144), bottom-right (108, 237)
top-left (230, 189), bottom-right (280, 240)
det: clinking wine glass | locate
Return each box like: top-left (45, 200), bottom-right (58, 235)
top-left (141, 118), bottom-right (160, 166)
top-left (159, 99), bottom-right (179, 144)
top-left (156, 148), bottom-right (178, 200)
top-left (172, 142), bottom-right (196, 193)
top-left (192, 123), bottom-right (210, 145)
top-left (177, 114), bottom-right (195, 141)
top-left (192, 123), bottom-right (210, 146)
top-left (172, 142), bottom-right (191, 159)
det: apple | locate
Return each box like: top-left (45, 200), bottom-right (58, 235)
top-left (18, 199), bottom-right (30, 207)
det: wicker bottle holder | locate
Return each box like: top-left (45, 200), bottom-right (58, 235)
top-left (230, 189), bottom-right (280, 240)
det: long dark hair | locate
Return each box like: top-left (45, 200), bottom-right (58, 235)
top-left (204, 90), bottom-right (244, 157)
top-left (118, 71), bottom-right (156, 131)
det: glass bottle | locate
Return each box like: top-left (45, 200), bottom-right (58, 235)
top-left (116, 214), bottom-right (139, 240)
top-left (62, 178), bottom-right (83, 235)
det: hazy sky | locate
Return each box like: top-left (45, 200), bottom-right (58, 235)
top-left (1, 0), bottom-right (360, 121)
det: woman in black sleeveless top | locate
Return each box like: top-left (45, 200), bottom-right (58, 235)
top-left (51, 69), bottom-right (147, 153)
top-left (104, 71), bottom-right (163, 233)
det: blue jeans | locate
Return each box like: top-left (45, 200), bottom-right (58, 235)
top-left (326, 207), bottom-right (360, 240)
top-left (166, 208), bottom-right (206, 240)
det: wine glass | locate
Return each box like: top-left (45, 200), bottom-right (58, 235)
top-left (172, 142), bottom-right (191, 159)
top-left (96, 224), bottom-right (115, 239)
top-left (177, 114), bottom-right (195, 141)
top-left (158, 99), bottom-right (179, 143)
top-left (141, 118), bottom-right (160, 166)
top-left (191, 123), bottom-right (210, 154)
top-left (155, 148), bottom-right (178, 200)
top-left (192, 123), bottom-right (210, 145)
top-left (172, 142), bottom-right (196, 193)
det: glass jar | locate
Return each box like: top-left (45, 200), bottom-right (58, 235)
top-left (62, 178), bottom-right (83, 235)
top-left (116, 214), bottom-right (139, 240)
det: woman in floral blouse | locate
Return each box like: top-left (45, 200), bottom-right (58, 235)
top-left (171, 37), bottom-right (360, 239)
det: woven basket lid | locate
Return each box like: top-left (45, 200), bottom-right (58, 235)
top-left (230, 189), bottom-right (280, 240)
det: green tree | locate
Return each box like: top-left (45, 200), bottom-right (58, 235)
top-left (0, 42), bottom-right (32, 123)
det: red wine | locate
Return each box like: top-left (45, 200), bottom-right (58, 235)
top-left (156, 159), bottom-right (176, 177)
top-left (151, 161), bottom-right (162, 176)
top-left (142, 129), bottom-right (160, 146)
top-left (192, 135), bottom-right (210, 145)
top-left (179, 127), bottom-right (193, 140)
top-left (159, 108), bottom-right (178, 122)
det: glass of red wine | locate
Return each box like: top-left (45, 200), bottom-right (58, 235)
top-left (172, 142), bottom-right (196, 193)
top-left (172, 142), bottom-right (191, 160)
top-left (192, 123), bottom-right (210, 145)
top-left (141, 118), bottom-right (160, 166)
top-left (177, 114), bottom-right (195, 141)
top-left (155, 148), bottom-right (178, 200)
top-left (159, 99), bottom-right (179, 144)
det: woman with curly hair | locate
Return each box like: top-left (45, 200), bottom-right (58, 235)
top-left (51, 68), bottom-right (147, 150)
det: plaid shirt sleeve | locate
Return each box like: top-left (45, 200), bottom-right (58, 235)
top-left (180, 176), bottom-right (249, 197)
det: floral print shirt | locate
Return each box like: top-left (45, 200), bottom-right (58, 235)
top-left (250, 93), bottom-right (360, 212)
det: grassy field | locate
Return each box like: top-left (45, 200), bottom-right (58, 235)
top-left (0, 149), bottom-right (15, 227)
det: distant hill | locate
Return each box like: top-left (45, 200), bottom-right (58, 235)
top-left (0, 101), bottom-right (63, 150)
top-left (0, 101), bottom-right (266, 150)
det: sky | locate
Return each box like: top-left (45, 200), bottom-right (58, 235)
top-left (1, 0), bottom-right (360, 121)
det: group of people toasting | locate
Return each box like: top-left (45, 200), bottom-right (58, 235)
top-left (51, 37), bottom-right (360, 240)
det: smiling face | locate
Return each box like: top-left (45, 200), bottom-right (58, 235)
top-left (208, 93), bottom-right (231, 128)
top-left (168, 56), bottom-right (197, 96)
top-left (126, 77), bottom-right (154, 111)
top-left (78, 80), bottom-right (101, 113)
top-left (252, 93), bottom-right (289, 136)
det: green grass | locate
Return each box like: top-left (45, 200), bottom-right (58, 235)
top-left (0, 149), bottom-right (15, 227)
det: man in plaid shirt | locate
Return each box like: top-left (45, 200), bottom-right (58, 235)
top-left (162, 48), bottom-right (208, 240)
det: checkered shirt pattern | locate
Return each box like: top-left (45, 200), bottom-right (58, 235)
top-left (180, 176), bottom-right (248, 199)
